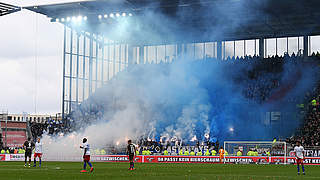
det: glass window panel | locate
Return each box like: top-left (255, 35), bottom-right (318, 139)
top-left (204, 42), bottom-right (213, 58)
top-left (132, 47), bottom-right (138, 64)
top-left (65, 54), bottom-right (70, 76)
top-left (156, 45), bottom-right (165, 63)
top-left (92, 59), bottom-right (97, 81)
top-left (93, 41), bottom-right (97, 58)
top-left (72, 31), bottom-right (77, 53)
top-left (186, 43), bottom-right (194, 59)
top-left (79, 57), bottom-right (84, 78)
top-left (73, 55), bottom-right (78, 77)
top-left (225, 41), bottom-right (234, 58)
top-left (85, 38), bottom-right (90, 56)
top-left (266, 38), bottom-right (276, 57)
top-left (109, 61), bottom-right (114, 79)
top-left (115, 61), bottom-right (119, 74)
top-left (235, 40), bottom-right (244, 58)
top-left (72, 79), bottom-right (77, 101)
top-left (92, 81), bottom-right (96, 94)
top-left (195, 43), bottom-right (204, 60)
top-left (148, 46), bottom-right (156, 63)
top-left (78, 80), bottom-right (83, 102)
top-left (85, 58), bottom-right (89, 79)
top-left (121, 44), bottom-right (126, 64)
top-left (310, 35), bottom-right (320, 54)
top-left (288, 37), bottom-right (298, 56)
top-left (66, 28), bottom-right (71, 53)
top-left (166, 44), bottom-right (176, 62)
top-left (277, 38), bottom-right (287, 56)
top-left (245, 40), bottom-right (255, 56)
top-left (79, 35), bottom-right (84, 55)
top-left (97, 59), bottom-right (102, 81)
top-left (64, 78), bottom-right (70, 101)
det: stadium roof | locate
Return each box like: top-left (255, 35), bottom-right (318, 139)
top-left (0, 2), bottom-right (21, 17)
top-left (25, 0), bottom-right (320, 44)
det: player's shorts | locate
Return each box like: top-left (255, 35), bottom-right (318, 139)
top-left (83, 155), bottom-right (90, 161)
top-left (34, 153), bottom-right (42, 158)
top-left (128, 154), bottom-right (134, 161)
top-left (25, 151), bottom-right (32, 157)
top-left (297, 158), bottom-right (304, 164)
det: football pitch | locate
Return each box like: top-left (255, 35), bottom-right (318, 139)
top-left (0, 162), bottom-right (320, 180)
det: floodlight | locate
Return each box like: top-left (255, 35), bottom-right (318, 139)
top-left (77, 16), bottom-right (82, 21)
top-left (109, 13), bottom-right (114, 18)
top-left (83, 16), bottom-right (87, 20)
top-left (128, 13), bottom-right (133, 16)
top-left (98, 15), bottom-right (102, 19)
top-left (104, 14), bottom-right (108, 18)
top-left (122, 13), bottom-right (126, 17)
top-left (61, 18), bottom-right (65, 22)
top-left (72, 16), bottom-right (77, 21)
top-left (56, 18), bottom-right (60, 22)
top-left (66, 17), bottom-right (71, 22)
top-left (116, 13), bottom-right (120, 17)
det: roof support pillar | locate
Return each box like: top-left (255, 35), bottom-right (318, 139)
top-left (177, 43), bottom-right (182, 60)
top-left (139, 45), bottom-right (144, 64)
top-left (259, 37), bottom-right (264, 59)
top-left (303, 35), bottom-right (309, 57)
top-left (127, 44), bottom-right (134, 65)
top-left (217, 41), bottom-right (222, 60)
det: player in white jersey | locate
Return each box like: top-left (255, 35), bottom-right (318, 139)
top-left (33, 137), bottom-right (42, 167)
top-left (294, 141), bottom-right (305, 175)
top-left (80, 138), bottom-right (94, 173)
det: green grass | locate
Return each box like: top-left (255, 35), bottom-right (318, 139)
top-left (0, 161), bottom-right (319, 180)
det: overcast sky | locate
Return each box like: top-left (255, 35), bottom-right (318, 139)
top-left (0, 0), bottom-right (86, 114)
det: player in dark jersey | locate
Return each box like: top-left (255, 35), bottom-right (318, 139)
top-left (23, 137), bottom-right (35, 167)
top-left (127, 140), bottom-right (136, 170)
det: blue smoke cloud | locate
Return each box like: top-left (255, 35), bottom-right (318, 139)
top-left (72, 57), bottom-right (318, 143)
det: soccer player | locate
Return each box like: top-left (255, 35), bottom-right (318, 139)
top-left (33, 137), bottom-right (42, 167)
top-left (80, 138), bottom-right (94, 173)
top-left (23, 137), bottom-right (35, 167)
top-left (294, 141), bottom-right (305, 175)
top-left (127, 140), bottom-right (136, 170)
top-left (219, 147), bottom-right (225, 163)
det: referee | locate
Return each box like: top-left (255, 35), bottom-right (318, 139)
top-left (23, 137), bottom-right (35, 167)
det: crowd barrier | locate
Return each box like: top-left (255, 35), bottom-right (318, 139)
top-left (2, 154), bottom-right (320, 165)
top-left (92, 155), bottom-right (320, 165)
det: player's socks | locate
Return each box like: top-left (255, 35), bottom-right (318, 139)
top-left (297, 164), bottom-right (300, 174)
top-left (83, 162), bottom-right (87, 170)
top-left (39, 159), bottom-right (41, 167)
top-left (302, 165), bottom-right (305, 174)
top-left (90, 167), bottom-right (94, 172)
top-left (88, 162), bottom-right (92, 168)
